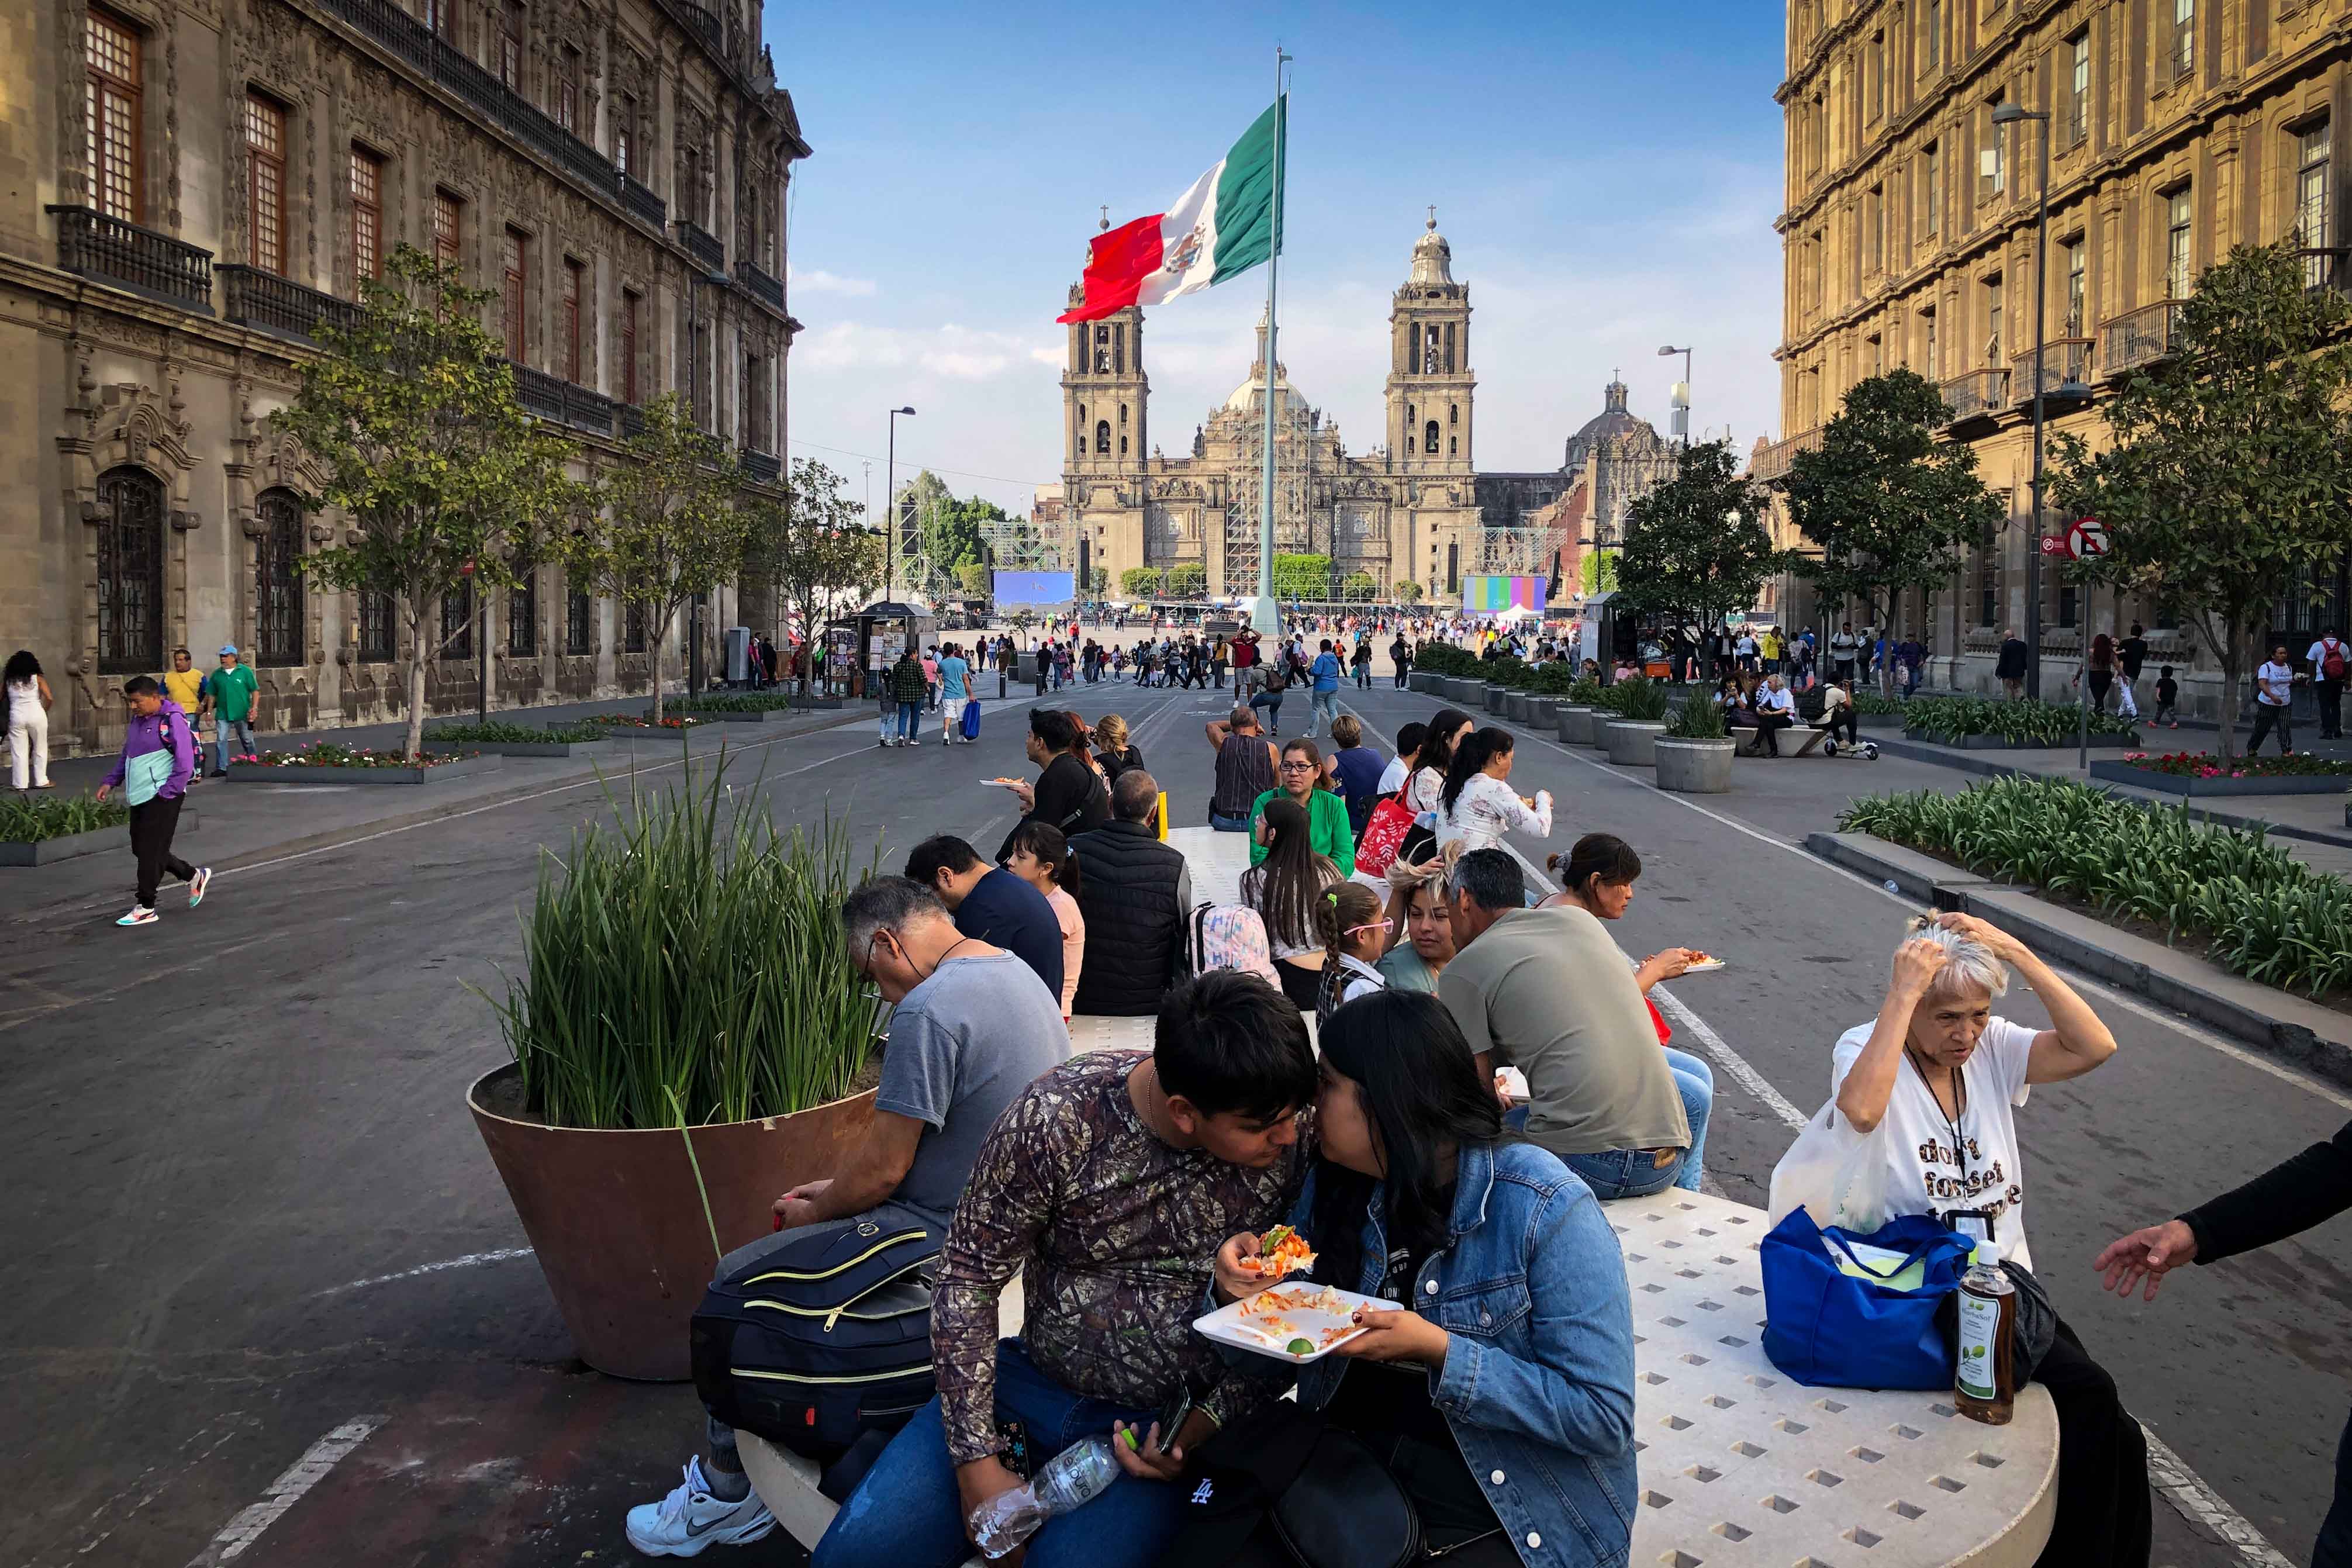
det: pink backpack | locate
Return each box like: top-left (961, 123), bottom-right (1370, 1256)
top-left (1187, 903), bottom-right (1279, 986)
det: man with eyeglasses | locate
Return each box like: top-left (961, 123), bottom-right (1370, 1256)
top-left (626, 876), bottom-right (1069, 1558)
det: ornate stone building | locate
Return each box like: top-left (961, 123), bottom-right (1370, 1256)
top-left (5, 0), bottom-right (805, 755)
top-left (1754, 0), bottom-right (2351, 709)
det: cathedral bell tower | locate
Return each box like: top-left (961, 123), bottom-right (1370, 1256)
top-left (1385, 210), bottom-right (1474, 477)
top-left (1062, 268), bottom-right (1147, 487)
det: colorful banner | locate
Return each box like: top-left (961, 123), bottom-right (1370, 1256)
top-left (1461, 575), bottom-right (1547, 614)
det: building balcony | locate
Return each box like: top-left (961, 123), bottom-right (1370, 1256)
top-left (737, 261), bottom-right (784, 312)
top-left (742, 448), bottom-right (781, 483)
top-left (507, 361), bottom-right (620, 437)
top-left (669, 0), bottom-right (725, 56)
top-left (621, 173), bottom-right (667, 233)
top-left (676, 219), bottom-right (726, 277)
top-left (1750, 426), bottom-right (1821, 484)
top-left (1940, 368), bottom-right (2009, 433)
top-left (48, 205), bottom-right (214, 312)
top-left (2008, 339), bottom-right (2094, 406)
top-left (220, 265), bottom-right (362, 343)
top-left (2098, 300), bottom-right (2183, 378)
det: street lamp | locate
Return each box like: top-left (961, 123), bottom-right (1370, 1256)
top-left (885, 406), bottom-right (916, 602)
top-left (1991, 101), bottom-right (2075, 703)
top-left (1658, 345), bottom-right (1693, 448)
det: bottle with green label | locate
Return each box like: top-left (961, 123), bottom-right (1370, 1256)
top-left (1954, 1239), bottom-right (2016, 1425)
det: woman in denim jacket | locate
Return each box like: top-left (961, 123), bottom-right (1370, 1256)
top-left (1210, 990), bottom-right (1638, 1567)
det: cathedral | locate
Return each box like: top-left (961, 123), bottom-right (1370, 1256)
top-left (1035, 218), bottom-right (1676, 603)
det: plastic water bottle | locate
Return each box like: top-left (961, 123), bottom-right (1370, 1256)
top-left (1883, 880), bottom-right (1902, 895)
top-left (969, 1435), bottom-right (1122, 1557)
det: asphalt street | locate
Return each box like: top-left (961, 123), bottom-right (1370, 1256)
top-left (4, 662), bottom-right (2348, 1568)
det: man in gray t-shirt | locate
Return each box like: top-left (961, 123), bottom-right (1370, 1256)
top-left (626, 876), bottom-right (1071, 1557)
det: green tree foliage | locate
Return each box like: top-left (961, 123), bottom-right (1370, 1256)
top-left (1341, 571), bottom-right (1380, 601)
top-left (1784, 368), bottom-right (2002, 636)
top-left (954, 562), bottom-right (990, 596)
top-left (562, 392), bottom-right (748, 723)
top-left (1617, 438), bottom-right (1787, 640)
top-left (272, 244), bottom-right (583, 761)
top-left (2049, 241), bottom-right (2352, 756)
top-left (1089, 566), bottom-right (1110, 595)
top-left (1395, 579), bottom-right (1425, 604)
top-left (749, 458), bottom-right (879, 693)
top-left (1166, 562), bottom-right (1209, 600)
top-left (1120, 565), bottom-right (1166, 599)
top-left (1273, 552), bottom-right (1333, 600)
top-left (1581, 551), bottom-right (1620, 597)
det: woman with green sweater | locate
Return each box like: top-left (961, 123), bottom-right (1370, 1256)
top-left (1248, 737), bottom-right (1356, 878)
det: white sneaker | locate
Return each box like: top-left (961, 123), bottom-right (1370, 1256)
top-left (116, 905), bottom-right (158, 927)
top-left (187, 867), bottom-right (212, 908)
top-left (624, 1458), bottom-right (775, 1557)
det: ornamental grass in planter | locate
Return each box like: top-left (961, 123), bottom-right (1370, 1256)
top-left (1600, 678), bottom-right (1671, 766)
top-left (471, 759), bottom-right (885, 1378)
top-left (0, 792), bottom-right (128, 843)
top-left (1655, 694), bottom-right (1735, 794)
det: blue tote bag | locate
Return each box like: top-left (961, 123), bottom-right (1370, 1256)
top-left (959, 698), bottom-right (981, 740)
top-left (1760, 1208), bottom-right (1975, 1390)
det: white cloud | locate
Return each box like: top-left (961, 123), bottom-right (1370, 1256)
top-left (786, 267), bottom-right (879, 297)
top-left (797, 320), bottom-right (1059, 382)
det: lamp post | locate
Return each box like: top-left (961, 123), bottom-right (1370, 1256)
top-left (1657, 344), bottom-right (1693, 448)
top-left (1992, 102), bottom-right (2053, 701)
top-left (885, 405), bottom-right (916, 602)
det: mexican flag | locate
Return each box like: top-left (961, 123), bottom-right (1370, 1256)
top-left (1056, 98), bottom-right (1285, 324)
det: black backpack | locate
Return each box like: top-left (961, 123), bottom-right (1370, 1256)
top-left (690, 1215), bottom-right (942, 1467)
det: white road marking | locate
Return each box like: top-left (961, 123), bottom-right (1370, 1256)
top-left (313, 1246), bottom-right (536, 1297)
top-left (2144, 1427), bottom-right (2302, 1568)
top-left (67, 1415), bottom-right (252, 1563)
top-left (184, 1416), bottom-right (384, 1566)
top-left (1648, 985), bottom-right (1809, 1132)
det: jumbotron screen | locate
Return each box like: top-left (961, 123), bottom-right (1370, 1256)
top-left (1462, 575), bottom-right (1547, 614)
top-left (992, 571), bottom-right (1075, 608)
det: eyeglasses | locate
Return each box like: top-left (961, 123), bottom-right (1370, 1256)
top-left (1279, 761), bottom-right (1315, 771)
top-left (1344, 918), bottom-right (1394, 937)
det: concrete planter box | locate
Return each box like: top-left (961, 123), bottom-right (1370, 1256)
top-left (1557, 705), bottom-right (1600, 745)
top-left (1449, 677), bottom-right (1484, 704)
top-left (1904, 727), bottom-right (2139, 751)
top-left (1655, 738), bottom-right (1736, 793)
top-left (226, 753), bottom-right (503, 785)
top-left (2089, 759), bottom-right (2352, 797)
top-left (1603, 720), bottom-right (1670, 767)
top-left (1483, 683), bottom-right (1509, 713)
top-left (595, 724), bottom-right (710, 742)
top-left (1528, 697), bottom-right (1560, 727)
top-left (425, 738), bottom-right (611, 759)
top-left (0, 810), bottom-right (196, 867)
top-left (1859, 712), bottom-right (1908, 730)
top-left (786, 696), bottom-right (845, 710)
top-left (1503, 691), bottom-right (1531, 721)
top-left (675, 706), bottom-right (796, 724)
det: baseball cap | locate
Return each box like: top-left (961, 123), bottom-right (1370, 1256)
top-left (218, 644), bottom-right (240, 656)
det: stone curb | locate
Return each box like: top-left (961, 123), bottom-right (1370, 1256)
top-left (1804, 829), bottom-right (2352, 1088)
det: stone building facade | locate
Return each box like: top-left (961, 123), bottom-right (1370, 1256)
top-left (5, 0), bottom-right (804, 756)
top-left (1756, 0), bottom-right (2352, 710)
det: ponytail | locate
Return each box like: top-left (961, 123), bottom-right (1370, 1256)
top-left (1006, 819), bottom-right (1081, 895)
top-left (1320, 880), bottom-right (1382, 961)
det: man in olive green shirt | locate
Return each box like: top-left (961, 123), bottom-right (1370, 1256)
top-left (206, 644), bottom-right (260, 776)
top-left (1438, 848), bottom-right (1689, 1199)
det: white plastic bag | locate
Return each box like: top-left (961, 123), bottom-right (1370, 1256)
top-left (1767, 1098), bottom-right (1894, 1235)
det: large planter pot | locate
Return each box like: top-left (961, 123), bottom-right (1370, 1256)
top-left (1527, 697), bottom-right (1560, 727)
top-left (0, 810), bottom-right (197, 867)
top-left (2088, 759), bottom-right (2352, 797)
top-left (469, 1062), bottom-right (880, 1380)
top-left (226, 753), bottom-right (503, 784)
top-left (1603, 720), bottom-right (1669, 768)
top-left (1655, 738), bottom-right (1737, 793)
top-left (1557, 705), bottom-right (1599, 745)
top-left (1503, 691), bottom-right (1531, 722)
top-left (1446, 677), bottom-right (1481, 704)
top-left (1483, 683), bottom-right (1510, 714)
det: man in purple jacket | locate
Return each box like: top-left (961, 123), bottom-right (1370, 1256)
top-left (94, 675), bottom-right (210, 927)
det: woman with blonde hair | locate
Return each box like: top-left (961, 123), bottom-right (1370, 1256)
top-left (1091, 712), bottom-right (1144, 783)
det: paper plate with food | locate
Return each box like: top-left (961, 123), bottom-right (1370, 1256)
top-left (1680, 949), bottom-right (1726, 973)
top-left (1193, 1279), bottom-right (1386, 1363)
top-left (980, 776), bottom-right (1026, 789)
top-left (1235, 1224), bottom-right (1317, 1282)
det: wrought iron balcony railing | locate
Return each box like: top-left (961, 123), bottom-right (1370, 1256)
top-left (49, 205), bottom-right (214, 311)
top-left (2008, 339), bottom-right (2094, 405)
top-left (621, 173), bottom-right (667, 233)
top-left (742, 448), bottom-right (781, 483)
top-left (620, 403), bottom-right (648, 441)
top-left (676, 219), bottom-right (726, 277)
top-left (2098, 300), bottom-right (2184, 378)
top-left (507, 361), bottom-right (620, 437)
top-left (220, 265), bottom-right (361, 343)
top-left (737, 261), bottom-right (784, 312)
top-left (1940, 368), bottom-right (2010, 428)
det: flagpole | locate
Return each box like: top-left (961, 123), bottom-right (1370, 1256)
top-left (1250, 49), bottom-right (1290, 640)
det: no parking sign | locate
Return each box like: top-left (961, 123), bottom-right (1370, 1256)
top-left (2066, 517), bottom-right (2109, 560)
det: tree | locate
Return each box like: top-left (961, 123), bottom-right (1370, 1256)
top-left (954, 561), bottom-right (990, 596)
top-left (1616, 439), bottom-right (1787, 642)
top-left (1341, 571), bottom-right (1380, 602)
top-left (1581, 551), bottom-right (1621, 597)
top-left (1120, 565), bottom-right (1165, 599)
top-left (752, 457), bottom-right (880, 694)
top-left (562, 392), bottom-right (748, 723)
top-left (1089, 566), bottom-right (1109, 595)
top-left (1166, 562), bottom-right (1208, 600)
top-left (1273, 552), bottom-right (1333, 600)
top-left (2049, 240), bottom-right (2352, 755)
top-left (1395, 579), bottom-right (1425, 604)
top-left (1784, 368), bottom-right (2002, 637)
top-left (273, 245), bottom-right (582, 761)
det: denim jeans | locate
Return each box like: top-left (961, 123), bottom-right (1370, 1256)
top-left (812, 1338), bottom-right (1182, 1568)
top-left (1560, 1143), bottom-right (1687, 1201)
top-left (1308, 689), bottom-right (1339, 735)
top-left (1208, 810), bottom-right (1253, 832)
top-left (1249, 692), bottom-right (1283, 732)
top-left (879, 701), bottom-right (897, 741)
top-left (896, 701), bottom-right (921, 741)
top-left (1663, 1047), bottom-right (1712, 1194)
top-left (213, 717), bottom-right (255, 772)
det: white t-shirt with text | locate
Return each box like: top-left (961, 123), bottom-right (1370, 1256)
top-left (2258, 662), bottom-right (2295, 706)
top-left (1829, 1017), bottom-right (2040, 1272)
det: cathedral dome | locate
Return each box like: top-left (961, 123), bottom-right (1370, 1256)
top-left (1224, 309), bottom-right (1305, 412)
top-left (1409, 211), bottom-right (1455, 286)
top-left (1563, 377), bottom-right (1657, 472)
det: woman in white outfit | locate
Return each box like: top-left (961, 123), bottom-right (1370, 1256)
top-left (1404, 706), bottom-right (1475, 824)
top-left (1435, 725), bottom-right (1552, 855)
top-left (4, 650), bottom-right (54, 790)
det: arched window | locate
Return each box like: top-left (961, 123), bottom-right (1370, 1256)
top-left (1449, 436), bottom-right (1458, 456)
top-left (96, 467), bottom-right (165, 674)
top-left (1424, 420), bottom-right (1441, 454)
top-left (1095, 420), bottom-right (1111, 454)
top-left (1449, 403), bottom-right (1458, 425)
top-left (255, 489), bottom-right (305, 666)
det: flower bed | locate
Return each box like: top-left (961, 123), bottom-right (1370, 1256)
top-left (427, 720), bottom-right (612, 746)
top-left (2089, 752), bottom-right (2352, 798)
top-left (226, 744), bottom-right (500, 785)
top-left (581, 713), bottom-right (704, 731)
top-left (1838, 775), bottom-right (2352, 999)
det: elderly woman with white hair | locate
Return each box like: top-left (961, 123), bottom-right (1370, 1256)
top-left (1829, 911), bottom-right (2148, 1568)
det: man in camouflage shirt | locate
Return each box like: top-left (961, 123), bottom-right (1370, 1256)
top-left (812, 971), bottom-right (1315, 1568)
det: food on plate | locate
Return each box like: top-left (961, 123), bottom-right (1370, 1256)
top-left (1239, 1224), bottom-right (1317, 1280)
top-left (1286, 1338), bottom-right (1315, 1356)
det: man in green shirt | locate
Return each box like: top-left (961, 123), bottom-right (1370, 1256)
top-left (1246, 737), bottom-right (1354, 878)
top-left (206, 644), bottom-right (260, 776)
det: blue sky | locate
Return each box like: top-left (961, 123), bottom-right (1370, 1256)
top-left (769, 2), bottom-right (1788, 519)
